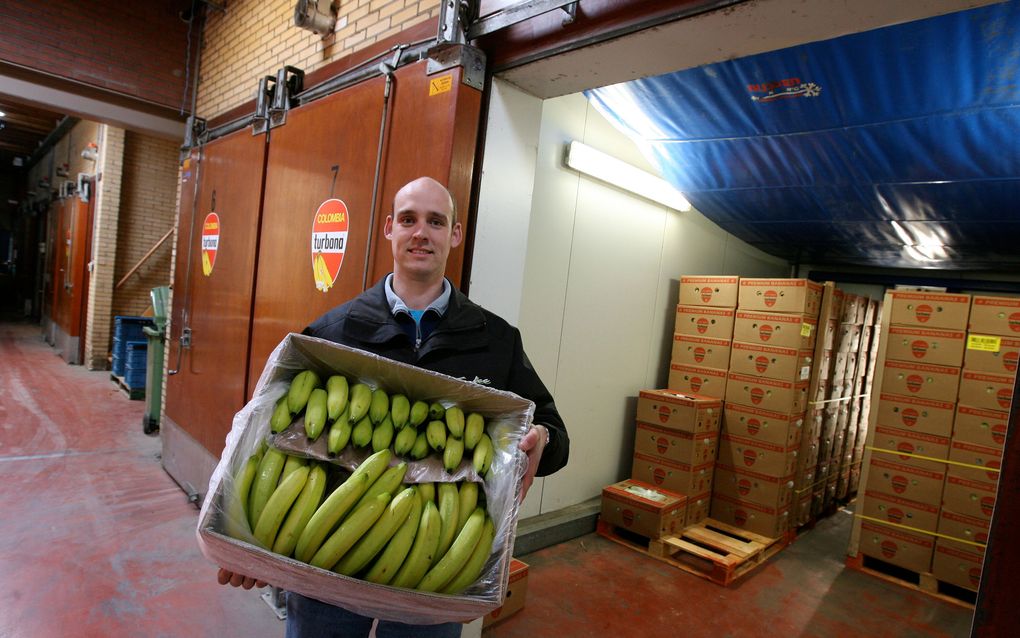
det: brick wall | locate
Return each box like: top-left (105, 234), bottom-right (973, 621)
top-left (197, 0), bottom-right (440, 118)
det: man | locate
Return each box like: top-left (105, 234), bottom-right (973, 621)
top-left (220, 176), bottom-right (569, 637)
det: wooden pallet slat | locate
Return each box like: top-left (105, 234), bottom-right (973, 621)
top-left (844, 552), bottom-right (976, 609)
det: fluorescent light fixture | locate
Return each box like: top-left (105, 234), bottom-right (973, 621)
top-left (565, 140), bottom-right (692, 212)
top-left (0, 110), bottom-right (6, 117)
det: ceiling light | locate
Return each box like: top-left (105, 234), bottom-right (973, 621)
top-left (890, 220), bottom-right (914, 245)
top-left (565, 140), bottom-right (692, 212)
top-left (0, 109), bottom-right (6, 117)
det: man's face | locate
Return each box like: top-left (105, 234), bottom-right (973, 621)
top-left (384, 179), bottom-right (462, 282)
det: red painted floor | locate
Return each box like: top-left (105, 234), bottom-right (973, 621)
top-left (1, 321), bottom-right (975, 637)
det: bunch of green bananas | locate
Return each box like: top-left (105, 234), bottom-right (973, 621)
top-left (233, 448), bottom-right (496, 595)
top-left (272, 370), bottom-right (495, 477)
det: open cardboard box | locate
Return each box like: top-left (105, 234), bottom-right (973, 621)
top-left (196, 333), bottom-right (535, 625)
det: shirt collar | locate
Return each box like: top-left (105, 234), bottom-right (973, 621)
top-left (384, 273), bottom-right (451, 317)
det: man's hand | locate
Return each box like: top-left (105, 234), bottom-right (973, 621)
top-left (217, 567), bottom-right (268, 590)
top-left (518, 424), bottom-right (549, 502)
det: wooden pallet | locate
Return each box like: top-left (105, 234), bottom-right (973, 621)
top-left (845, 553), bottom-right (976, 609)
top-left (597, 518), bottom-right (789, 586)
top-left (110, 373), bottom-right (145, 400)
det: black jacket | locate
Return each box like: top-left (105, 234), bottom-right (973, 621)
top-left (303, 277), bottom-right (568, 477)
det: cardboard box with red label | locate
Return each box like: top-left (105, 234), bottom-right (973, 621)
top-left (931, 539), bottom-right (984, 592)
top-left (964, 334), bottom-right (1020, 376)
top-left (672, 334), bottom-right (732, 370)
top-left (861, 489), bottom-right (940, 532)
top-left (728, 341), bottom-right (814, 383)
top-left (674, 305), bottom-right (736, 340)
top-left (678, 276), bottom-right (740, 308)
top-left (667, 363), bottom-right (728, 400)
top-left (953, 404), bottom-right (1009, 450)
top-left (738, 278), bottom-right (823, 315)
top-left (880, 360), bottom-right (961, 402)
top-left (947, 439), bottom-right (1002, 484)
top-left (969, 295), bottom-right (1020, 336)
top-left (718, 433), bottom-right (798, 478)
top-left (885, 326), bottom-right (966, 367)
top-left (634, 421), bottom-right (719, 466)
top-left (865, 457), bottom-right (946, 506)
top-left (710, 492), bottom-right (789, 538)
top-left (888, 291), bottom-right (971, 330)
top-left (938, 508), bottom-right (990, 548)
top-left (734, 311), bottom-right (817, 350)
top-left (875, 393), bottom-right (956, 437)
top-left (636, 389), bottom-right (722, 434)
top-left (725, 372), bottom-right (808, 414)
top-left (958, 369), bottom-right (1014, 412)
top-left (631, 452), bottom-right (715, 496)
top-left (713, 463), bottom-right (795, 511)
top-left (859, 520), bottom-right (935, 573)
top-left (686, 491), bottom-right (711, 525)
top-left (942, 469), bottom-right (997, 521)
top-left (482, 559), bottom-right (529, 627)
top-left (722, 403), bottom-right (804, 447)
top-left (870, 424), bottom-right (950, 469)
top-left (601, 479), bottom-right (687, 539)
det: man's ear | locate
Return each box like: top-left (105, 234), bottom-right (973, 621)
top-left (451, 222), bottom-right (463, 248)
top-left (383, 215), bottom-right (394, 239)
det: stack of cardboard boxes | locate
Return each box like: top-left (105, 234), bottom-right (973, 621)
top-left (710, 278), bottom-right (823, 537)
top-left (848, 299), bottom-right (883, 495)
top-left (668, 276), bottom-right (739, 399)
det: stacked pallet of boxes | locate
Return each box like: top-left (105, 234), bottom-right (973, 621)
top-left (711, 278), bottom-right (823, 538)
top-left (847, 298), bottom-right (883, 496)
top-left (931, 295), bottom-right (1018, 591)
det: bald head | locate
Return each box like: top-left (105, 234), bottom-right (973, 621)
top-left (394, 177), bottom-right (457, 225)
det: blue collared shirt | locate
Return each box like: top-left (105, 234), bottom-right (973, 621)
top-left (384, 274), bottom-right (450, 346)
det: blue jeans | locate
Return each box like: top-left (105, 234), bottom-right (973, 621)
top-left (285, 592), bottom-right (463, 638)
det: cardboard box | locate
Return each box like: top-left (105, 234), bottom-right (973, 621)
top-left (667, 363), bottom-right (728, 400)
top-left (725, 372), bottom-right (808, 414)
top-left (734, 310), bottom-right (817, 350)
top-left (875, 393), bottom-right (956, 437)
top-left (968, 295), bottom-right (1020, 336)
top-left (636, 389), bottom-right (722, 434)
top-left (482, 559), bottom-right (529, 627)
top-left (865, 457), bottom-right (945, 506)
top-left (953, 404), bottom-right (1009, 450)
top-left (964, 334), bottom-right (1020, 376)
top-left (674, 305), bottom-right (736, 340)
top-left (870, 424), bottom-right (950, 469)
top-left (938, 508), bottom-right (990, 547)
top-left (861, 489), bottom-right (940, 532)
top-left (601, 479), bottom-right (687, 539)
top-left (942, 469), bottom-right (997, 520)
top-left (631, 453), bottom-right (715, 495)
top-left (884, 326), bottom-right (966, 367)
top-left (888, 291), bottom-right (971, 330)
top-left (880, 360), bottom-right (961, 402)
top-left (738, 278), bottom-right (823, 315)
top-left (714, 463), bottom-right (795, 511)
top-left (859, 520), bottom-right (935, 574)
top-left (679, 275), bottom-right (739, 308)
top-left (634, 421), bottom-right (719, 466)
top-left (671, 334), bottom-right (732, 370)
top-left (723, 403), bottom-right (804, 447)
top-left (932, 539), bottom-right (984, 592)
top-left (728, 341), bottom-right (813, 382)
top-left (718, 434), bottom-right (798, 477)
top-left (957, 369), bottom-right (1014, 412)
top-left (686, 491), bottom-right (711, 525)
top-left (710, 492), bottom-right (789, 538)
top-left (947, 439), bottom-right (1002, 484)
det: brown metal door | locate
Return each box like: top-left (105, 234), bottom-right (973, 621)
top-left (165, 131), bottom-right (267, 456)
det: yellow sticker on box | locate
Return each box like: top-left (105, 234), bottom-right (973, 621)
top-left (429, 75), bottom-right (453, 96)
top-left (967, 335), bottom-right (1001, 352)
top-left (801, 323), bottom-right (813, 337)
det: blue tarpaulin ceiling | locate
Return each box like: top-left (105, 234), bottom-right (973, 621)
top-left (587, 1), bottom-right (1020, 270)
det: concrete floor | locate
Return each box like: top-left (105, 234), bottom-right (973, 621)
top-left (1, 321), bottom-right (975, 637)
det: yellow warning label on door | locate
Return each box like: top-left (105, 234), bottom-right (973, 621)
top-left (967, 334), bottom-right (1001, 352)
top-left (429, 75), bottom-right (453, 96)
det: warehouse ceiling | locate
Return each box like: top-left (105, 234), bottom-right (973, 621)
top-left (582, 1), bottom-right (1020, 271)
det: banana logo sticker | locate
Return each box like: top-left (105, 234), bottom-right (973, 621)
top-left (311, 199), bottom-right (349, 292)
top-left (201, 213), bottom-right (220, 276)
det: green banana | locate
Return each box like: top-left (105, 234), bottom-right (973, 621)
top-left (441, 515), bottom-right (496, 594)
top-left (310, 492), bottom-right (391, 570)
top-left (464, 413), bottom-right (484, 450)
top-left (348, 383), bottom-right (372, 423)
top-left (352, 461), bottom-right (407, 512)
top-left (364, 486), bottom-right (424, 584)
top-left (234, 453), bottom-right (261, 530)
top-left (390, 500), bottom-right (441, 589)
top-left (327, 405), bottom-right (352, 454)
top-left (270, 395), bottom-right (293, 433)
top-left (445, 407), bottom-right (465, 439)
top-left (304, 388), bottom-right (328, 440)
top-left (280, 453), bottom-right (308, 483)
top-left (393, 423), bottom-right (417, 456)
top-left (416, 507), bottom-right (486, 592)
top-left (336, 486), bottom-right (417, 576)
top-left (456, 481), bottom-right (479, 536)
top-left (443, 437), bottom-right (464, 473)
top-left (369, 388), bottom-right (390, 425)
top-left (372, 414), bottom-right (395, 453)
top-left (426, 420), bottom-right (447, 452)
top-left (409, 400), bottom-right (429, 428)
top-left (410, 431), bottom-right (429, 460)
top-left (418, 481), bottom-right (435, 505)
top-left (428, 402), bottom-right (446, 421)
top-left (287, 370), bottom-right (321, 414)
top-left (248, 447), bottom-right (286, 530)
top-left (253, 465), bottom-right (309, 549)
top-left (326, 375), bottom-right (349, 422)
top-left (390, 394), bottom-right (410, 429)
top-left (273, 462), bottom-right (328, 557)
top-left (473, 433), bottom-right (494, 475)
top-left (351, 415), bottom-right (373, 448)
top-left (294, 449), bottom-right (392, 563)
top-left (435, 482), bottom-right (460, 562)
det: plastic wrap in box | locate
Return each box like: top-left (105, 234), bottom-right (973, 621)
top-left (196, 333), bottom-right (534, 625)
